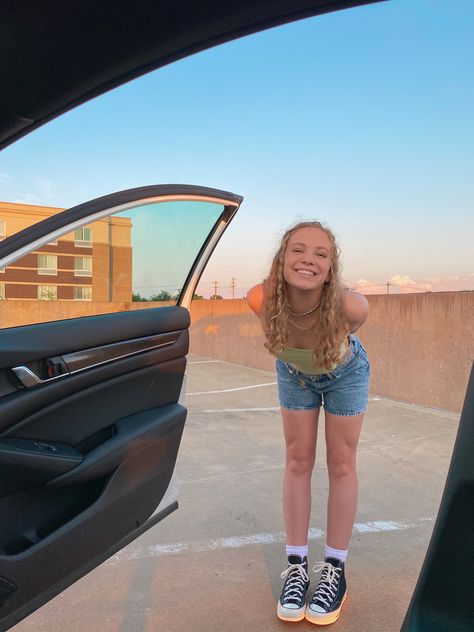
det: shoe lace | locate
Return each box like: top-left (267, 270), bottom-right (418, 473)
top-left (280, 563), bottom-right (309, 602)
top-left (311, 561), bottom-right (341, 608)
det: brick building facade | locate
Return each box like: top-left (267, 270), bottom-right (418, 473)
top-left (0, 201), bottom-right (132, 302)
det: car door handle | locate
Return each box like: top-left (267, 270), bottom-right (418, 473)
top-left (10, 366), bottom-right (70, 389)
top-left (9, 333), bottom-right (180, 390)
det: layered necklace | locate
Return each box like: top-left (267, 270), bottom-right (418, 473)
top-left (286, 300), bottom-right (320, 317)
top-left (286, 299), bottom-right (321, 330)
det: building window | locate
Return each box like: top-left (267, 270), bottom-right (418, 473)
top-left (74, 227), bottom-right (92, 247)
top-left (74, 256), bottom-right (92, 277)
top-left (0, 220), bottom-right (5, 240)
top-left (38, 254), bottom-right (57, 275)
top-left (0, 283), bottom-right (5, 299)
top-left (38, 286), bottom-right (57, 300)
top-left (73, 286), bottom-right (92, 301)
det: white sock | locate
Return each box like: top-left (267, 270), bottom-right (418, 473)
top-left (286, 544), bottom-right (309, 560)
top-left (325, 544), bottom-right (348, 562)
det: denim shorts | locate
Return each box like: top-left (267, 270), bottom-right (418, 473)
top-left (276, 335), bottom-right (370, 416)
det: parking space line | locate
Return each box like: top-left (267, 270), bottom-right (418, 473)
top-left (106, 517), bottom-right (435, 563)
top-left (198, 407), bottom-right (280, 413)
top-left (187, 360), bottom-right (221, 364)
top-left (194, 399), bottom-right (380, 413)
top-left (187, 382), bottom-right (277, 395)
top-left (180, 464), bottom-right (286, 485)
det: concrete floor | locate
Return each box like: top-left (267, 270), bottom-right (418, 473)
top-left (11, 354), bottom-right (460, 632)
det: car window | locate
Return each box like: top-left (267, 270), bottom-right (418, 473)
top-left (0, 198), bottom-right (224, 328)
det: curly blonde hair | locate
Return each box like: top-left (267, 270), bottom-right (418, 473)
top-left (263, 220), bottom-right (348, 370)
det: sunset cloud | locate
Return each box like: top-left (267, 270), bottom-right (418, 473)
top-left (348, 274), bottom-right (474, 294)
top-left (389, 275), bottom-right (432, 292)
top-left (347, 276), bottom-right (430, 294)
top-left (421, 275), bottom-right (474, 291)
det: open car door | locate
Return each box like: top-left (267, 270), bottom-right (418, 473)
top-left (0, 184), bottom-right (242, 631)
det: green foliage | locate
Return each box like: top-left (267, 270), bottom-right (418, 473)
top-left (132, 290), bottom-right (207, 302)
top-left (149, 290), bottom-right (173, 301)
top-left (132, 292), bottom-right (148, 302)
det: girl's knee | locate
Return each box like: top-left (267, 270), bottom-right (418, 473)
top-left (327, 452), bottom-right (356, 479)
top-left (285, 453), bottom-right (315, 477)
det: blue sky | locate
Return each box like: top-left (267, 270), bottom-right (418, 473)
top-left (1, 0), bottom-right (473, 297)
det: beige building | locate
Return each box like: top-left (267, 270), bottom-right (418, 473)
top-left (0, 201), bottom-right (132, 302)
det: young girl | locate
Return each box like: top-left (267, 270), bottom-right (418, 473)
top-left (247, 221), bottom-right (370, 625)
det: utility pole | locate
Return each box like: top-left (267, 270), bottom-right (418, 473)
top-left (230, 277), bottom-right (235, 299)
top-left (386, 281), bottom-right (390, 294)
top-left (212, 281), bottom-right (218, 298)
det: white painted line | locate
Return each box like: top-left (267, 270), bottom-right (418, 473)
top-left (187, 360), bottom-right (221, 364)
top-left (406, 429), bottom-right (452, 443)
top-left (353, 519), bottom-right (433, 533)
top-left (187, 382), bottom-right (277, 396)
top-left (199, 407), bottom-right (280, 413)
top-left (180, 464), bottom-right (285, 485)
top-left (105, 516), bottom-right (435, 564)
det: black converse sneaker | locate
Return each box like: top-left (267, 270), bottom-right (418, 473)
top-left (306, 557), bottom-right (347, 625)
top-left (277, 555), bottom-right (310, 622)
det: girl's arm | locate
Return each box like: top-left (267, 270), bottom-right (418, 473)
top-left (247, 283), bottom-right (264, 317)
top-left (342, 289), bottom-right (369, 333)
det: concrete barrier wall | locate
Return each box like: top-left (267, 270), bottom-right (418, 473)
top-left (1, 292), bottom-right (473, 412)
top-left (189, 293), bottom-right (474, 413)
top-left (0, 299), bottom-right (167, 328)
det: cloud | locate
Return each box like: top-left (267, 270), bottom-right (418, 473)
top-left (11, 178), bottom-right (60, 206)
top-left (421, 275), bottom-right (474, 291)
top-left (388, 274), bottom-right (432, 292)
top-left (35, 177), bottom-right (58, 199)
top-left (0, 172), bottom-right (12, 185)
top-left (348, 274), bottom-right (474, 294)
top-left (347, 279), bottom-right (388, 295)
top-left (347, 276), bottom-right (431, 294)
top-left (13, 194), bottom-right (41, 204)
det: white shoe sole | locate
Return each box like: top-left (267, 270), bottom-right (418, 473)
top-left (277, 602), bottom-right (306, 622)
top-left (305, 592), bottom-right (347, 625)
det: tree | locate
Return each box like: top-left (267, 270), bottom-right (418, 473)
top-left (132, 292), bottom-right (148, 302)
top-left (192, 293), bottom-right (204, 300)
top-left (209, 294), bottom-right (223, 300)
top-left (149, 290), bottom-right (172, 301)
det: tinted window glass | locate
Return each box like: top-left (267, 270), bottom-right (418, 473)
top-left (0, 198), bottom-right (224, 328)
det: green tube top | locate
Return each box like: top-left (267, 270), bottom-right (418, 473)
top-left (275, 341), bottom-right (348, 375)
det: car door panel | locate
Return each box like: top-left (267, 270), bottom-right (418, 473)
top-left (0, 408), bottom-right (184, 612)
top-left (0, 185), bottom-right (243, 630)
top-left (0, 309), bottom-right (189, 439)
top-left (0, 307), bottom-right (188, 622)
top-left (401, 365), bottom-right (474, 631)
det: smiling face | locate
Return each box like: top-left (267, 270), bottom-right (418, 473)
top-left (283, 226), bottom-right (332, 291)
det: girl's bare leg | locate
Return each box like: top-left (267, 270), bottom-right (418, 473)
top-left (324, 412), bottom-right (364, 549)
top-left (281, 407), bottom-right (320, 544)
